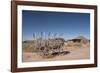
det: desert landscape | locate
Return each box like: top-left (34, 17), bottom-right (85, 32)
top-left (22, 10), bottom-right (90, 62)
top-left (22, 35), bottom-right (90, 62)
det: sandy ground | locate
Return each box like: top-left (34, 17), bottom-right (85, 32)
top-left (22, 47), bottom-right (90, 62)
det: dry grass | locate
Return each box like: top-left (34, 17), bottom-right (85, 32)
top-left (22, 41), bottom-right (90, 62)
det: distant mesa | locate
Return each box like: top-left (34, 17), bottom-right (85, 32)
top-left (75, 36), bottom-right (88, 40)
top-left (23, 36), bottom-right (89, 44)
top-left (67, 36), bottom-right (89, 43)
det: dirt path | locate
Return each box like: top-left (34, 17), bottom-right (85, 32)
top-left (22, 48), bottom-right (90, 62)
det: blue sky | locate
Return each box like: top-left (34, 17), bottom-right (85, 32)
top-left (22, 10), bottom-right (90, 41)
